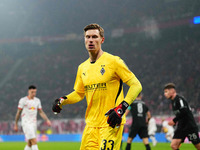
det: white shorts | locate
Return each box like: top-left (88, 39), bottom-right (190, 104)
top-left (22, 123), bottom-right (37, 140)
top-left (166, 130), bottom-right (174, 137)
top-left (148, 128), bottom-right (156, 136)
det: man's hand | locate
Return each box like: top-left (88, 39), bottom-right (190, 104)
top-left (168, 120), bottom-right (175, 126)
top-left (46, 120), bottom-right (52, 126)
top-left (14, 124), bottom-right (18, 132)
top-left (52, 98), bottom-right (62, 114)
top-left (105, 101), bottom-right (129, 128)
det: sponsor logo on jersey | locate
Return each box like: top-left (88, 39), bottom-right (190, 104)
top-left (29, 107), bottom-right (36, 110)
top-left (84, 83), bottom-right (107, 91)
top-left (137, 114), bottom-right (143, 117)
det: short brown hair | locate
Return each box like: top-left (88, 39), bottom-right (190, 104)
top-left (29, 85), bottom-right (37, 89)
top-left (164, 83), bottom-right (176, 90)
top-left (84, 23), bottom-right (104, 37)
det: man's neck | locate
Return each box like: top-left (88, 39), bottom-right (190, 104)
top-left (89, 49), bottom-right (103, 62)
top-left (28, 96), bottom-right (34, 100)
top-left (171, 93), bottom-right (177, 100)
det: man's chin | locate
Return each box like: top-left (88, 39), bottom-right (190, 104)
top-left (88, 49), bottom-right (96, 52)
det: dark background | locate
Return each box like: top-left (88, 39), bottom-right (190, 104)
top-left (0, 0), bottom-right (199, 123)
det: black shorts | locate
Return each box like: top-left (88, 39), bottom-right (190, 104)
top-left (128, 125), bottom-right (149, 139)
top-left (173, 128), bottom-right (200, 145)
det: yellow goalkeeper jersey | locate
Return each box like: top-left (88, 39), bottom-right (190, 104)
top-left (74, 52), bottom-right (135, 127)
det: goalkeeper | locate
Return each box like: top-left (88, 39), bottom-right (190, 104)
top-left (52, 23), bottom-right (142, 150)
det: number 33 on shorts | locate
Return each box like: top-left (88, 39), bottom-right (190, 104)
top-left (101, 139), bottom-right (114, 150)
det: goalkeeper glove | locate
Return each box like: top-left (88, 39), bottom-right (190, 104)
top-left (105, 101), bottom-right (129, 128)
top-left (52, 96), bottom-right (67, 113)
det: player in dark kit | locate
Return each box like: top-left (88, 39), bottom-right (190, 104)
top-left (164, 83), bottom-right (200, 150)
top-left (125, 93), bottom-right (151, 150)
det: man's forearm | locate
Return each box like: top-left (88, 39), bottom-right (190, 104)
top-left (15, 115), bottom-right (20, 124)
top-left (15, 110), bottom-right (21, 124)
top-left (61, 91), bottom-right (85, 105)
top-left (124, 76), bottom-right (142, 105)
top-left (39, 110), bottom-right (49, 121)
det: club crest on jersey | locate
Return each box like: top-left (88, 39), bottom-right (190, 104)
top-left (100, 65), bottom-right (105, 75)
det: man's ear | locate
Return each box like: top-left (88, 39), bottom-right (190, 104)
top-left (101, 37), bottom-right (105, 44)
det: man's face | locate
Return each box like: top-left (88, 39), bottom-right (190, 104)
top-left (84, 29), bottom-right (104, 52)
top-left (28, 89), bottom-right (37, 98)
top-left (164, 89), bottom-right (172, 99)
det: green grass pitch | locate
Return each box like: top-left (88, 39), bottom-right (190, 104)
top-left (0, 142), bottom-right (195, 150)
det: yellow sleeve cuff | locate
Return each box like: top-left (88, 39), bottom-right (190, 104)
top-left (61, 91), bottom-right (85, 106)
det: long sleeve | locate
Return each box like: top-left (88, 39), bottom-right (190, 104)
top-left (60, 91), bottom-right (85, 106)
top-left (124, 76), bottom-right (142, 105)
top-left (173, 108), bottom-right (187, 123)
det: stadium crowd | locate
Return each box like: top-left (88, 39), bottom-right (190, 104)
top-left (0, 33), bottom-right (200, 126)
